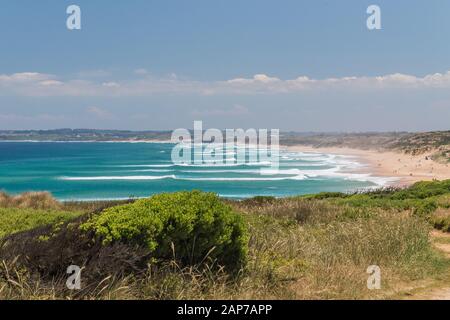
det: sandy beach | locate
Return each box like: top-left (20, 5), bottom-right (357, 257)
top-left (285, 145), bottom-right (450, 187)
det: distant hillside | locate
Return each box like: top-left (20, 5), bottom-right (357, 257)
top-left (1, 129), bottom-right (448, 162)
top-left (0, 129), bottom-right (172, 142)
top-left (280, 131), bottom-right (450, 162)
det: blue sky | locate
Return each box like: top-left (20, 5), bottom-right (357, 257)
top-left (0, 0), bottom-right (449, 131)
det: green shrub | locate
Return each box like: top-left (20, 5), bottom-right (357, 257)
top-left (413, 200), bottom-right (438, 216)
top-left (81, 191), bottom-right (249, 271)
top-left (392, 180), bottom-right (450, 200)
top-left (0, 207), bottom-right (82, 238)
top-left (303, 192), bottom-right (348, 200)
top-left (307, 180), bottom-right (450, 217)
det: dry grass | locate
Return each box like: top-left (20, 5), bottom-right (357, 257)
top-left (0, 192), bottom-right (61, 210)
top-left (1, 198), bottom-right (446, 300)
top-left (0, 186), bottom-right (449, 300)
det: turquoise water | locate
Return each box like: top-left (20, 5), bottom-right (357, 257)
top-left (0, 142), bottom-right (388, 200)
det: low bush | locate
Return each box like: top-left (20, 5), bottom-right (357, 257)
top-left (391, 180), bottom-right (450, 200)
top-left (81, 191), bottom-right (249, 271)
top-left (297, 180), bottom-right (450, 217)
top-left (0, 207), bottom-right (81, 238)
top-left (303, 191), bottom-right (348, 200)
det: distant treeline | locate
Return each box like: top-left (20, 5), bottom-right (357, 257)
top-left (0, 129), bottom-right (173, 142)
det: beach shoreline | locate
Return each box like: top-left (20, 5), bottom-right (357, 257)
top-left (284, 145), bottom-right (450, 187)
top-left (1, 139), bottom-right (448, 190)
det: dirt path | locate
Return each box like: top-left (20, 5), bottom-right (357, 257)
top-left (403, 231), bottom-right (450, 300)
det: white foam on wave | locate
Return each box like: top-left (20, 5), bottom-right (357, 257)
top-left (119, 164), bottom-right (174, 168)
top-left (290, 167), bottom-right (397, 186)
top-left (60, 149), bottom-right (395, 187)
top-left (175, 161), bottom-right (273, 167)
top-left (179, 169), bottom-right (303, 174)
top-left (131, 169), bottom-right (173, 173)
top-left (177, 175), bottom-right (307, 181)
top-left (180, 169), bottom-right (261, 174)
top-left (60, 175), bottom-right (176, 181)
top-left (58, 174), bottom-right (308, 182)
top-left (193, 152), bottom-right (237, 156)
top-left (118, 161), bottom-right (273, 168)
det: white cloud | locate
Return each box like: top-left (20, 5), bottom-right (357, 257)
top-left (227, 74), bottom-right (280, 84)
top-left (0, 70), bottom-right (450, 97)
top-left (0, 72), bottom-right (54, 83)
top-left (38, 80), bottom-right (63, 86)
top-left (102, 81), bottom-right (120, 88)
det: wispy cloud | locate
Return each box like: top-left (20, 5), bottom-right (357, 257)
top-left (134, 68), bottom-right (149, 75)
top-left (1, 71), bottom-right (450, 97)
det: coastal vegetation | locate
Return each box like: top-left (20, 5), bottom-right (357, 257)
top-left (281, 131), bottom-right (450, 162)
top-left (1, 129), bottom-right (449, 154)
top-left (0, 129), bottom-right (172, 142)
top-left (80, 191), bottom-right (248, 272)
top-left (0, 180), bottom-right (449, 299)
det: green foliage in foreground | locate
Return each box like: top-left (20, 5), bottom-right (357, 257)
top-left (1, 182), bottom-right (450, 299)
top-left (81, 191), bottom-right (249, 271)
top-left (301, 180), bottom-right (450, 216)
top-left (0, 208), bottom-right (81, 238)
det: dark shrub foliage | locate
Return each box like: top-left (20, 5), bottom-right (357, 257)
top-left (81, 191), bottom-right (249, 272)
top-left (0, 192), bottom-right (248, 292)
top-left (0, 214), bottom-right (151, 292)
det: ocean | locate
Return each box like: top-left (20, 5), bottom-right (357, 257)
top-left (0, 142), bottom-right (391, 201)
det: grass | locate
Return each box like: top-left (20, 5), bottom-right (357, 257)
top-left (0, 180), bottom-right (450, 300)
top-left (432, 235), bottom-right (450, 245)
top-left (0, 207), bottom-right (82, 239)
top-left (0, 191), bottom-right (61, 210)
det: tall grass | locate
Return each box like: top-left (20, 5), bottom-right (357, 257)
top-left (0, 181), bottom-right (449, 300)
top-left (1, 200), bottom-right (445, 300)
top-left (0, 192), bottom-right (61, 210)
